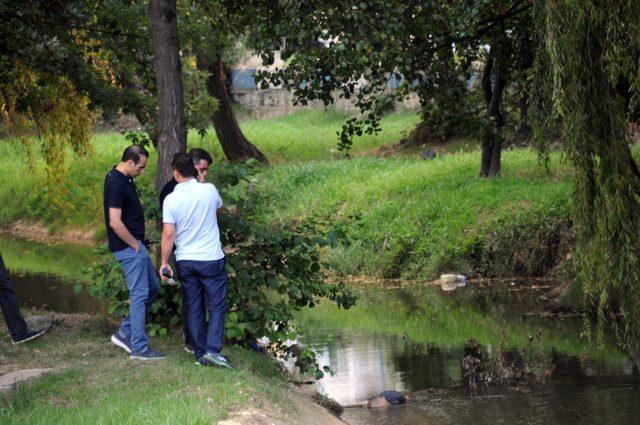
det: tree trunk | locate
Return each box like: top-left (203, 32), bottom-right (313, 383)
top-left (479, 59), bottom-right (506, 177)
top-left (481, 59), bottom-right (494, 107)
top-left (397, 121), bottom-right (429, 148)
top-left (149, 0), bottom-right (187, 192)
top-left (198, 56), bottom-right (268, 164)
top-left (517, 90), bottom-right (532, 138)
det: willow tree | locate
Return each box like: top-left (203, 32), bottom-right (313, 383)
top-left (0, 0), bottom-right (132, 209)
top-left (537, 0), bottom-right (640, 365)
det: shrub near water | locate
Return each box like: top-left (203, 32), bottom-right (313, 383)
top-left (83, 162), bottom-right (357, 376)
top-left (253, 149), bottom-right (573, 279)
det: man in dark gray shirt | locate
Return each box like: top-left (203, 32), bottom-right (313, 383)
top-left (105, 145), bottom-right (164, 361)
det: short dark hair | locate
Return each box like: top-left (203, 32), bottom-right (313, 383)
top-left (171, 153), bottom-right (197, 178)
top-left (188, 148), bottom-right (212, 165)
top-left (121, 145), bottom-right (149, 164)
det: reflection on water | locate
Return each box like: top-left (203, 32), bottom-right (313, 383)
top-left (2, 235), bottom-right (639, 424)
top-left (10, 270), bottom-right (105, 314)
top-left (0, 234), bottom-right (96, 279)
top-left (0, 234), bottom-right (104, 314)
top-left (313, 329), bottom-right (639, 425)
top-left (297, 282), bottom-right (639, 425)
top-left (342, 379), bottom-right (640, 425)
top-left (313, 334), bottom-right (460, 405)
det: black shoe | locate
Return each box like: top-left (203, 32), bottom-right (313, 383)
top-left (130, 347), bottom-right (166, 361)
top-left (111, 332), bottom-right (132, 354)
top-left (11, 324), bottom-right (51, 345)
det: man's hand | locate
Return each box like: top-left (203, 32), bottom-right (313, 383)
top-left (160, 223), bottom-right (176, 273)
top-left (109, 208), bottom-right (139, 252)
top-left (159, 264), bottom-right (174, 281)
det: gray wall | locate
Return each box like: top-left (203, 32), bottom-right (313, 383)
top-left (230, 88), bottom-right (420, 119)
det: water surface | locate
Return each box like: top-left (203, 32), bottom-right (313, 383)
top-left (0, 234), bottom-right (104, 314)
top-left (2, 235), bottom-right (638, 424)
top-left (296, 281), bottom-right (638, 425)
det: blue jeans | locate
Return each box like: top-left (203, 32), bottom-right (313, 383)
top-left (113, 241), bottom-right (159, 353)
top-left (176, 258), bottom-right (227, 359)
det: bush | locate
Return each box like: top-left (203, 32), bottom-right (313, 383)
top-left (81, 161), bottom-right (357, 376)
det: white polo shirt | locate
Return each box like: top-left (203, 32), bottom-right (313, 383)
top-left (162, 179), bottom-right (224, 262)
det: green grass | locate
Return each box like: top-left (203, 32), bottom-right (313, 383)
top-left (0, 109), bottom-right (419, 231)
top-left (191, 108), bottom-right (421, 164)
top-left (0, 313), bottom-right (289, 424)
top-left (0, 109), bottom-right (574, 279)
top-left (237, 108), bottom-right (420, 163)
top-left (252, 149), bottom-right (573, 278)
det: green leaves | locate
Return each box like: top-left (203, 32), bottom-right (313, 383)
top-left (81, 161), bottom-right (358, 378)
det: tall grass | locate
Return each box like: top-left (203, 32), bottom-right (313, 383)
top-left (0, 109), bottom-right (419, 231)
top-left (252, 149), bottom-right (573, 278)
top-left (0, 109), bottom-right (574, 279)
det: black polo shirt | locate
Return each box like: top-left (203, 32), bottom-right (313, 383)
top-left (159, 178), bottom-right (178, 209)
top-left (103, 168), bottom-right (145, 252)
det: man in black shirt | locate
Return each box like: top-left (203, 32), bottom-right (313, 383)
top-left (104, 145), bottom-right (164, 360)
top-left (159, 148), bottom-right (212, 354)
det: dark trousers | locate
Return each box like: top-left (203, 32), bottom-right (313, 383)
top-left (171, 255), bottom-right (197, 347)
top-left (176, 258), bottom-right (227, 359)
top-left (182, 287), bottom-right (193, 346)
top-left (0, 253), bottom-right (28, 339)
top-left (181, 287), bottom-right (206, 347)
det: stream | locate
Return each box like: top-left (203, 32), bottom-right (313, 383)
top-left (295, 281), bottom-right (639, 424)
top-left (1, 235), bottom-right (638, 424)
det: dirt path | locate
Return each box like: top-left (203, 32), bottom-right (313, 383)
top-left (220, 384), bottom-right (345, 425)
top-left (0, 220), bottom-right (96, 246)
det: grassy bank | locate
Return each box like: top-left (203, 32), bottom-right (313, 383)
top-left (0, 109), bottom-right (418, 233)
top-left (253, 149), bottom-right (573, 279)
top-left (0, 108), bottom-right (575, 280)
top-left (0, 312), bottom-right (290, 424)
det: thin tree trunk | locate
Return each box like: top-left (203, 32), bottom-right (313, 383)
top-left (517, 90), bottom-right (532, 137)
top-left (149, 0), bottom-right (187, 192)
top-left (198, 56), bottom-right (268, 164)
top-left (488, 136), bottom-right (503, 176)
top-left (481, 59), bottom-right (494, 107)
top-left (480, 59), bottom-right (506, 177)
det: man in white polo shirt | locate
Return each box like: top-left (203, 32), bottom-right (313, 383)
top-left (159, 153), bottom-right (232, 369)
